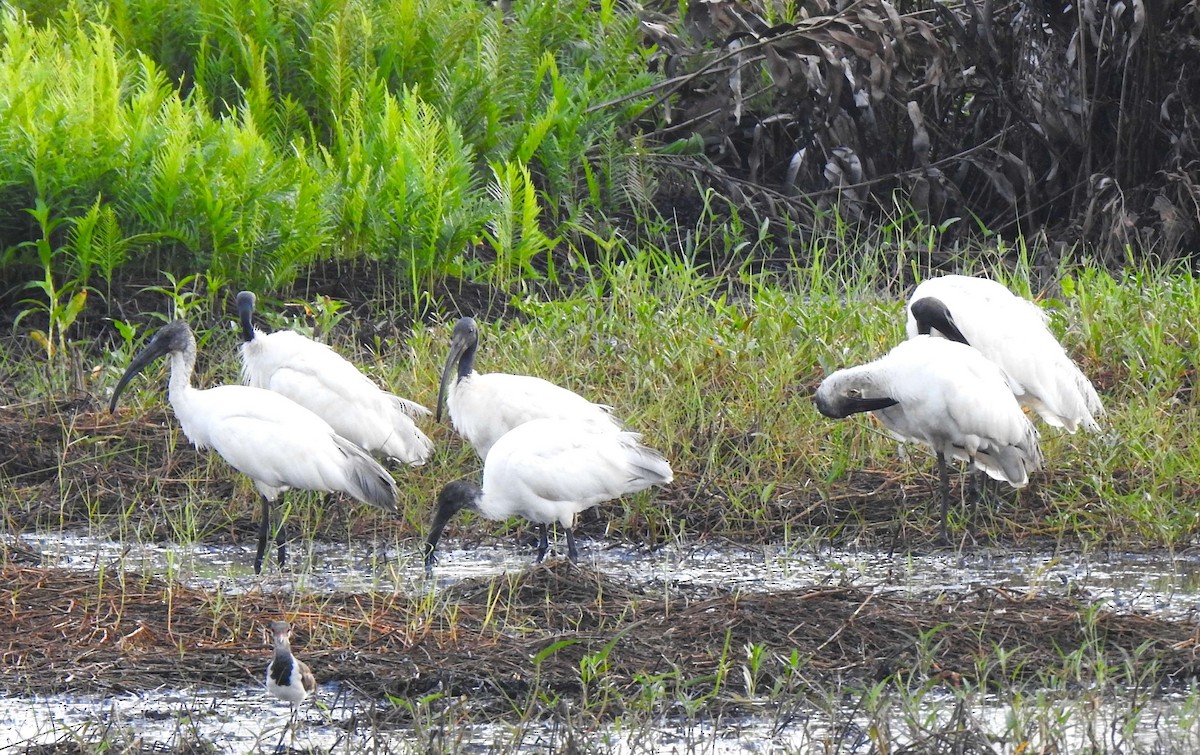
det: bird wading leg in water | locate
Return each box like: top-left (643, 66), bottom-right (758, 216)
top-left (266, 620), bottom-right (316, 749)
top-left (423, 418), bottom-right (673, 568)
top-left (109, 319), bottom-right (399, 573)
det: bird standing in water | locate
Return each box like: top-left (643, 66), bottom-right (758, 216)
top-left (423, 418), bottom-right (674, 567)
top-left (109, 319), bottom-right (399, 573)
top-left (266, 620), bottom-right (316, 747)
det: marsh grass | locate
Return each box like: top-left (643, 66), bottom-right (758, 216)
top-left (2, 237), bottom-right (1199, 551)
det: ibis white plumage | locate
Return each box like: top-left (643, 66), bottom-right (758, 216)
top-left (110, 319), bottom-right (400, 573)
top-left (906, 275), bottom-right (1103, 433)
top-left (423, 418), bottom-right (673, 567)
top-left (237, 291), bottom-right (433, 466)
top-left (814, 335), bottom-right (1043, 540)
top-left (436, 317), bottom-right (621, 460)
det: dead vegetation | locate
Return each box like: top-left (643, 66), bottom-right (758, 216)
top-left (0, 560), bottom-right (1196, 710)
top-left (633, 0), bottom-right (1200, 263)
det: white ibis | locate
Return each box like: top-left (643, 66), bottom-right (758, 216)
top-left (436, 317), bottom-right (621, 460)
top-left (423, 418), bottom-right (673, 567)
top-left (814, 335), bottom-right (1043, 540)
top-left (906, 275), bottom-right (1103, 433)
top-left (266, 620), bottom-right (316, 748)
top-left (237, 291), bottom-right (433, 466)
top-left (109, 319), bottom-right (400, 573)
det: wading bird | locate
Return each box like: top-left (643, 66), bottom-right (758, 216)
top-left (237, 291), bottom-right (433, 466)
top-left (423, 418), bottom-right (673, 568)
top-left (266, 620), bottom-right (316, 748)
top-left (906, 275), bottom-right (1103, 433)
top-left (814, 335), bottom-right (1043, 541)
top-left (436, 317), bottom-right (622, 460)
top-left (109, 319), bottom-right (399, 573)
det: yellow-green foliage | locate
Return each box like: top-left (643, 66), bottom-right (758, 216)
top-left (0, 0), bottom-right (654, 292)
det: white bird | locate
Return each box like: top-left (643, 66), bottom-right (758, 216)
top-left (814, 336), bottom-right (1043, 540)
top-left (237, 291), bottom-right (433, 466)
top-left (110, 319), bottom-right (400, 573)
top-left (436, 316), bottom-right (621, 460)
top-left (423, 418), bottom-right (673, 567)
top-left (906, 275), bottom-right (1103, 433)
top-left (266, 620), bottom-right (316, 748)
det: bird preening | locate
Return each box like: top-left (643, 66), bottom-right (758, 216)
top-left (109, 318), bottom-right (400, 574)
top-left (423, 418), bottom-right (674, 569)
top-left (436, 316), bottom-right (622, 460)
top-left (237, 291), bottom-right (434, 466)
top-left (906, 275), bottom-right (1104, 433)
top-left (815, 335), bottom-right (1044, 541)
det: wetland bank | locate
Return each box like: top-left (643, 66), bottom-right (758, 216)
top-left (2, 0), bottom-right (1200, 749)
top-left (2, 257), bottom-right (1200, 752)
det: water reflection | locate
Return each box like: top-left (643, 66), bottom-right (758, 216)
top-left (16, 530), bottom-right (1200, 620)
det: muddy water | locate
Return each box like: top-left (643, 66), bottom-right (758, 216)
top-left (18, 530), bottom-right (1200, 619)
top-left (7, 530), bottom-right (1200, 752)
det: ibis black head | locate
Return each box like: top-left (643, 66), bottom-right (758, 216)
top-left (422, 479), bottom-right (482, 571)
top-left (813, 368), bottom-right (899, 419)
top-left (236, 290), bottom-right (259, 342)
top-left (909, 296), bottom-right (968, 345)
top-left (109, 319), bottom-right (194, 413)
top-left (435, 317), bottom-right (480, 422)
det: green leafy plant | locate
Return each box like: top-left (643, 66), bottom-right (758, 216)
top-left (11, 199), bottom-right (90, 361)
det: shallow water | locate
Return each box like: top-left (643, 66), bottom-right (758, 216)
top-left (17, 530), bottom-right (1200, 619)
top-left (8, 530), bottom-right (1200, 752)
top-left (4, 681), bottom-right (1199, 753)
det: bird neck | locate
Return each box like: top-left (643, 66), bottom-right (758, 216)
top-left (273, 638), bottom-right (293, 658)
top-left (457, 339), bottom-right (478, 381)
top-left (166, 347), bottom-right (197, 408)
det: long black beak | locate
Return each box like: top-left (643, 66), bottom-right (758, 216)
top-left (909, 297), bottom-right (968, 345)
top-left (423, 506), bottom-right (454, 571)
top-left (236, 291), bottom-right (257, 342)
top-left (109, 333), bottom-right (172, 413)
top-left (436, 331), bottom-right (471, 423)
top-left (814, 391), bottom-right (898, 419)
top-left (423, 480), bottom-right (477, 571)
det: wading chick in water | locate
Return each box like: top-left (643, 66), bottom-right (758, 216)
top-left (423, 418), bottom-right (673, 568)
top-left (267, 620), bottom-right (316, 747)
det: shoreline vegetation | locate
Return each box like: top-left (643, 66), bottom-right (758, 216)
top-left (2, 0), bottom-right (1200, 750)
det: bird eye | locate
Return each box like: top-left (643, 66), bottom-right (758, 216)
top-left (848, 388), bottom-right (862, 399)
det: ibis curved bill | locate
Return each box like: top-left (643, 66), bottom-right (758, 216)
top-left (237, 291), bottom-right (433, 466)
top-left (906, 275), bottom-right (1103, 433)
top-left (423, 418), bottom-right (673, 568)
top-left (815, 335), bottom-right (1043, 540)
top-left (435, 317), bottom-right (621, 459)
top-left (110, 319), bottom-right (399, 573)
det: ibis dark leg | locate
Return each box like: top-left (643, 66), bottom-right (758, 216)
top-left (276, 515), bottom-right (288, 568)
top-left (565, 527), bottom-right (578, 563)
top-left (535, 524), bottom-right (549, 562)
top-left (255, 494), bottom-right (272, 574)
top-left (937, 451), bottom-right (950, 544)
